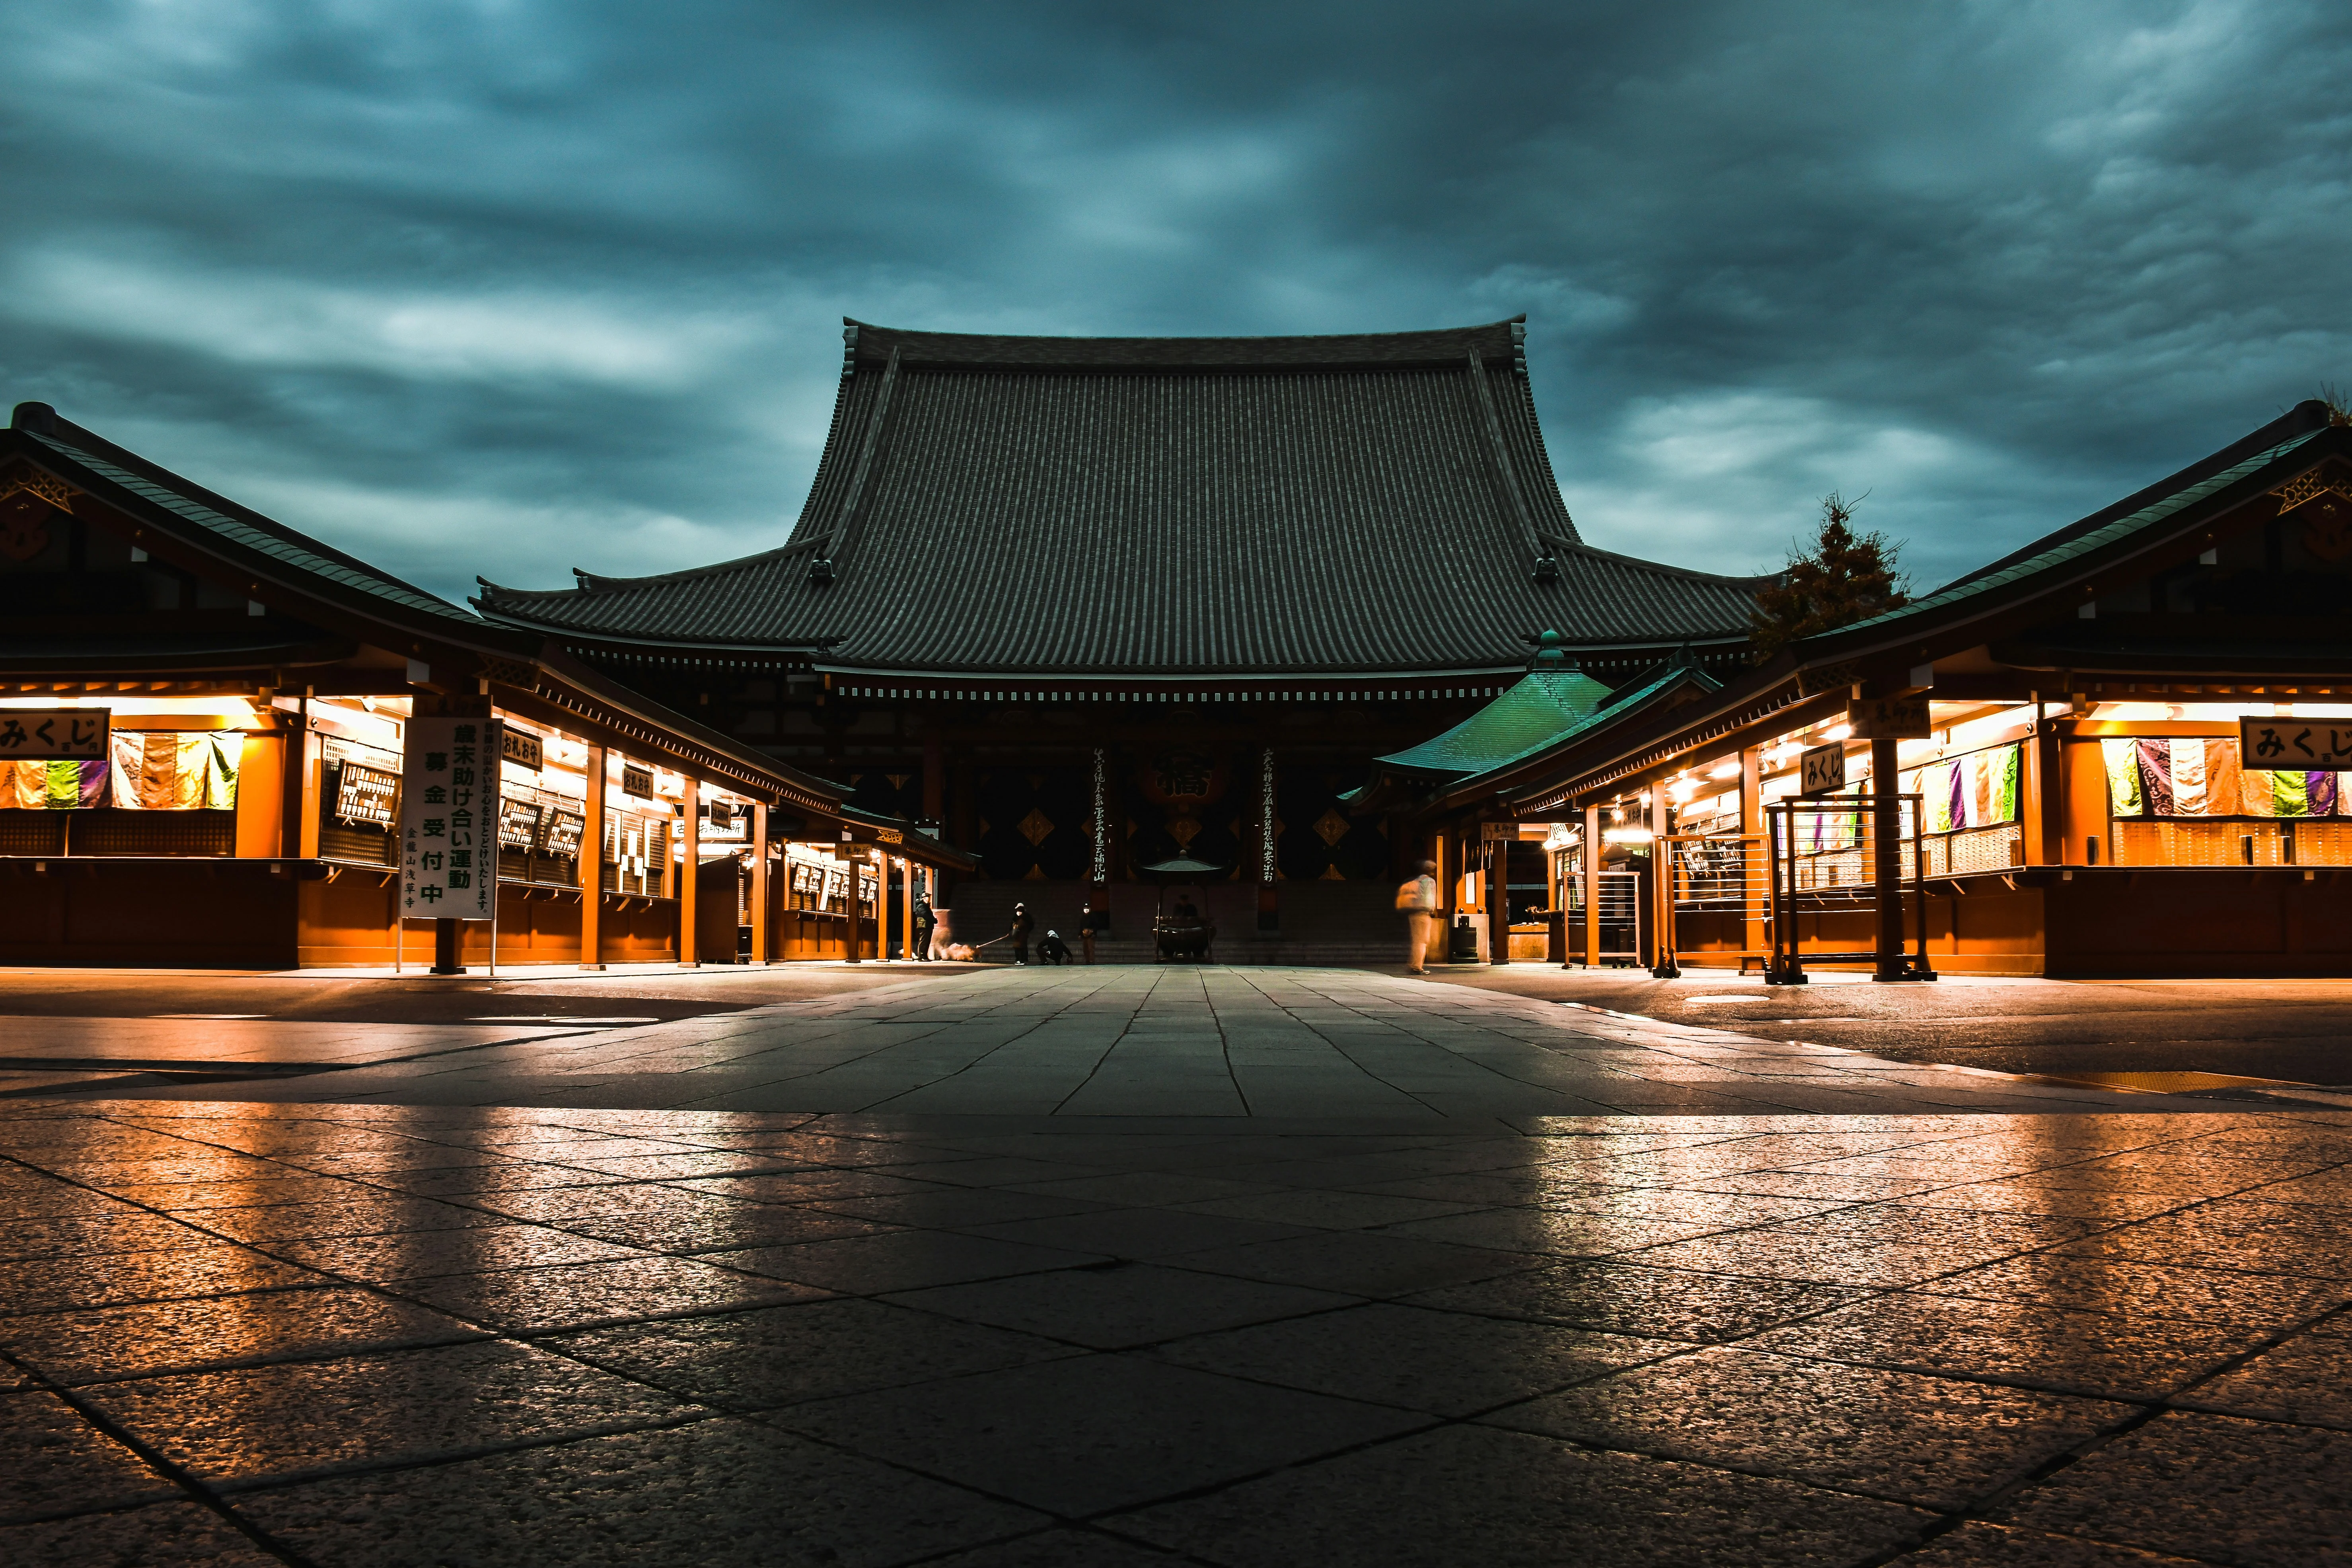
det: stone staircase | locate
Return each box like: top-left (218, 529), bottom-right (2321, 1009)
top-left (938, 879), bottom-right (1411, 966)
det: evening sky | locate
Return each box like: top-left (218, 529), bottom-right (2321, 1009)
top-left (4, 2), bottom-right (2348, 606)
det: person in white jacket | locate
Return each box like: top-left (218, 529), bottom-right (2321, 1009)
top-left (1397, 859), bottom-right (1439, 974)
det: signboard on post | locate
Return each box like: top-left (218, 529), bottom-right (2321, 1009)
top-left (401, 715), bottom-right (502, 921)
top-left (1847, 696), bottom-right (1931, 739)
top-left (1480, 821), bottom-right (1519, 840)
top-left (0, 708), bottom-right (110, 760)
top-left (1799, 744), bottom-right (1847, 796)
top-left (2240, 717), bottom-right (2352, 771)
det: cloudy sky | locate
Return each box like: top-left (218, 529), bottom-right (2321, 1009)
top-left (5, 1), bottom-right (2348, 606)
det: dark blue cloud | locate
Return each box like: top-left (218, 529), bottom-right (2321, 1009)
top-left (3, 0), bottom-right (2347, 604)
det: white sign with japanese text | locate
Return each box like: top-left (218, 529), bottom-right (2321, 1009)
top-left (401, 715), bottom-right (502, 921)
top-left (2239, 717), bottom-right (2352, 771)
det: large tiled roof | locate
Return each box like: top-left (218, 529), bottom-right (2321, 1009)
top-left (476, 319), bottom-right (1767, 676)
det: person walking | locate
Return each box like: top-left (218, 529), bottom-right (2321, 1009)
top-left (1009, 902), bottom-right (1034, 965)
top-left (1397, 858), bottom-right (1439, 974)
top-left (910, 894), bottom-right (935, 961)
top-left (1078, 900), bottom-right (1106, 964)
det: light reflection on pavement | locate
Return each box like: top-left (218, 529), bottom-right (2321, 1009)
top-left (1, 1095), bottom-right (2348, 1565)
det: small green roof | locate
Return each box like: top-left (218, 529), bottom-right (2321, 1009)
top-left (1373, 632), bottom-right (1614, 780)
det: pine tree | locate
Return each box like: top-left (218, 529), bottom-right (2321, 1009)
top-left (1749, 493), bottom-right (1910, 662)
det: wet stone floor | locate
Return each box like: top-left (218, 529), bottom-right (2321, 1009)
top-left (4, 1100), bottom-right (2350, 1566)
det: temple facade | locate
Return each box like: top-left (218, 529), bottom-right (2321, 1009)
top-left (473, 318), bottom-right (1767, 955)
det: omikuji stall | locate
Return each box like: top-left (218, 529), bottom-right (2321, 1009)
top-left (1395, 398), bottom-right (2352, 978)
top-left (0, 402), bottom-right (970, 970)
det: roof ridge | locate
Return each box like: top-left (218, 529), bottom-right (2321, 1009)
top-left (478, 533), bottom-right (824, 604)
top-left (841, 317), bottom-right (1526, 371)
top-left (1548, 533), bottom-right (1777, 589)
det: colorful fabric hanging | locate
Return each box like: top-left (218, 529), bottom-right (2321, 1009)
top-left (1987, 745), bottom-right (2019, 824)
top-left (203, 733), bottom-right (241, 810)
top-left (2202, 738), bottom-right (2242, 816)
top-left (2101, 739), bottom-right (2143, 816)
top-left (109, 732), bottom-right (143, 808)
top-left (2313, 773), bottom-right (2340, 817)
top-left (2239, 765), bottom-right (2273, 818)
top-left (94, 732), bottom-right (242, 811)
top-left (2, 757), bottom-right (112, 809)
top-left (2273, 769), bottom-right (2311, 818)
top-left (173, 734), bottom-right (209, 808)
top-left (2169, 738), bottom-right (2208, 816)
top-left (2136, 739), bottom-right (2175, 816)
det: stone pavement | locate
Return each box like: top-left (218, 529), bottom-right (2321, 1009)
top-left (1433, 966), bottom-right (2352, 1090)
top-left (3, 1096), bottom-right (2349, 1565)
top-left (37, 966), bottom-right (2305, 1116)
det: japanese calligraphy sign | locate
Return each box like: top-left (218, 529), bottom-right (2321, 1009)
top-left (401, 715), bottom-right (503, 920)
top-left (2239, 717), bottom-right (2352, 771)
top-left (1847, 696), bottom-right (1931, 740)
top-left (0, 708), bottom-right (110, 760)
top-left (1800, 743), bottom-right (1848, 796)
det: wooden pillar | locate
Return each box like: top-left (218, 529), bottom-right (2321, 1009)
top-left (750, 801), bottom-right (772, 964)
top-left (1872, 736), bottom-right (1905, 979)
top-left (678, 779), bottom-right (700, 967)
top-left (2022, 694), bottom-right (2056, 865)
top-left (580, 744), bottom-right (607, 970)
top-left (1581, 803), bottom-right (1601, 968)
top-left (844, 843), bottom-right (863, 963)
top-left (1650, 787), bottom-right (1678, 977)
top-left (1437, 829), bottom-right (1457, 961)
top-left (900, 854), bottom-right (915, 961)
top-left (293, 696), bottom-right (322, 860)
top-left (1486, 830), bottom-right (1511, 964)
top-left (1740, 746), bottom-right (1764, 969)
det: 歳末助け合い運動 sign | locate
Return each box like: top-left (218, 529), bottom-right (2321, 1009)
top-left (0, 708), bottom-right (110, 760)
top-left (401, 716), bottom-right (502, 920)
top-left (2239, 717), bottom-right (2352, 771)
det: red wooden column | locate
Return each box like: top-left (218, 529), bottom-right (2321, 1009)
top-left (750, 802), bottom-right (772, 964)
top-left (1581, 804), bottom-right (1601, 968)
top-left (580, 744), bottom-right (606, 971)
top-left (677, 777), bottom-right (700, 967)
top-left (1649, 788), bottom-right (1678, 977)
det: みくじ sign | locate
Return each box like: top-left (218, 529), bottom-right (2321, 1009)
top-left (1799, 744), bottom-right (1847, 796)
top-left (0, 708), bottom-right (110, 760)
top-left (2239, 717), bottom-right (2352, 771)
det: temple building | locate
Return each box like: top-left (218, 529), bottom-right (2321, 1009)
top-left (1387, 399), bottom-right (2352, 978)
top-left (0, 403), bottom-right (972, 971)
top-left (473, 317), bottom-right (1768, 956)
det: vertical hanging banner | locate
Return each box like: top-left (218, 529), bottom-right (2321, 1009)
top-left (402, 712), bottom-right (502, 921)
